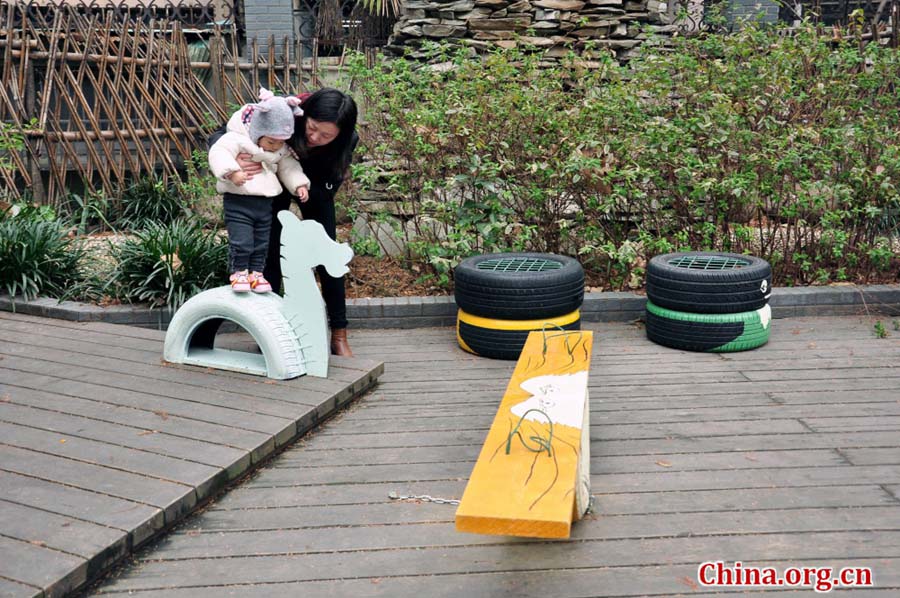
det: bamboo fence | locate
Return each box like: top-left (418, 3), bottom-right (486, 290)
top-left (0, 3), bottom-right (336, 207)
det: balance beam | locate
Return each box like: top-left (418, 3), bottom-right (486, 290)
top-left (455, 329), bottom-right (593, 539)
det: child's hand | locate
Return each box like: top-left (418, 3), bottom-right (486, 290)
top-left (229, 171), bottom-right (249, 186)
top-left (296, 186), bottom-right (309, 202)
top-left (235, 154), bottom-right (261, 178)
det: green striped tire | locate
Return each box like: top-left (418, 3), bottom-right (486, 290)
top-left (457, 309), bottom-right (581, 360)
top-left (645, 300), bottom-right (771, 352)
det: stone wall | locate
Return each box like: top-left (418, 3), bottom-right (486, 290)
top-left (384, 0), bottom-right (681, 62)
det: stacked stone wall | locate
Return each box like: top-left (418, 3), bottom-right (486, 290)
top-left (384, 0), bottom-right (681, 62)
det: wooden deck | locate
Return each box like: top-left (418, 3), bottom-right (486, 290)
top-left (0, 312), bottom-right (383, 598)
top-left (74, 315), bottom-right (900, 597)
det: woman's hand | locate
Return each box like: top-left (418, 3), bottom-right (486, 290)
top-left (235, 153), bottom-right (262, 178)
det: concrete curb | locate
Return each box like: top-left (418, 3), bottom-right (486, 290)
top-left (2, 285), bottom-right (899, 330)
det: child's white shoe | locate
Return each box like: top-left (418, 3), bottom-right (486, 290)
top-left (249, 271), bottom-right (272, 293)
top-left (230, 270), bottom-right (251, 293)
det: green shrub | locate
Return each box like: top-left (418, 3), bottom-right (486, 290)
top-left (108, 219), bottom-right (228, 308)
top-left (177, 150), bottom-right (223, 228)
top-left (119, 175), bottom-right (186, 228)
top-left (1, 200), bottom-right (56, 222)
top-left (351, 235), bottom-right (382, 257)
top-left (61, 191), bottom-right (116, 235)
top-left (347, 42), bottom-right (619, 285)
top-left (593, 22), bottom-right (900, 284)
top-left (0, 217), bottom-right (83, 300)
top-left (347, 22), bottom-right (900, 288)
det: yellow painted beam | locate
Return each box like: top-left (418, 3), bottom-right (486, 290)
top-left (455, 329), bottom-right (593, 539)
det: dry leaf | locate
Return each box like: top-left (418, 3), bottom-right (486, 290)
top-left (744, 453), bottom-right (759, 462)
top-left (153, 410), bottom-right (169, 420)
top-left (59, 439), bottom-right (67, 443)
top-left (138, 430), bottom-right (157, 436)
top-left (678, 576), bottom-right (698, 590)
top-left (160, 252), bottom-right (183, 271)
top-left (30, 540), bottom-right (47, 547)
top-left (655, 460), bottom-right (672, 467)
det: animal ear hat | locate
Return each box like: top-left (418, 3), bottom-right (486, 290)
top-left (248, 87), bottom-right (304, 144)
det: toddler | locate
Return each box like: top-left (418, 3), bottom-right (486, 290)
top-left (208, 88), bottom-right (310, 293)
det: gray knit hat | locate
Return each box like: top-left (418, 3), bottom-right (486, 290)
top-left (248, 87), bottom-right (303, 144)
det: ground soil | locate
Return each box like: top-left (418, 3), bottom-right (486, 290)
top-left (344, 255), bottom-right (617, 299)
top-left (334, 216), bottom-right (450, 298)
top-left (344, 254), bottom-right (448, 299)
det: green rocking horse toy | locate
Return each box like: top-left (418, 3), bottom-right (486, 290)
top-left (163, 212), bottom-right (354, 379)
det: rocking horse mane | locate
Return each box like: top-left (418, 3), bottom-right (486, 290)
top-left (277, 211), bottom-right (354, 377)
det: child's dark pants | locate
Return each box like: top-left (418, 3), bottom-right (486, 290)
top-left (223, 192), bottom-right (273, 272)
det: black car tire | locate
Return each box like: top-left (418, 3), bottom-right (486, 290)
top-left (454, 252), bottom-right (585, 319)
top-left (646, 251), bottom-right (772, 314)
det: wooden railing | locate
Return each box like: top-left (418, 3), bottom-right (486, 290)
top-left (0, 2), bottom-right (355, 207)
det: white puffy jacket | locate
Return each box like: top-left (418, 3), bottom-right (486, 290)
top-left (208, 108), bottom-right (310, 198)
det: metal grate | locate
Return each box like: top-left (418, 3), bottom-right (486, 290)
top-left (668, 255), bottom-right (750, 270)
top-left (476, 257), bottom-right (563, 273)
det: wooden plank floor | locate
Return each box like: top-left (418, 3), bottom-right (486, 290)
top-left (0, 312), bottom-right (383, 598)
top-left (76, 317), bottom-right (900, 596)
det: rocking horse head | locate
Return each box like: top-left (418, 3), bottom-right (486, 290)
top-left (277, 211), bottom-right (353, 277)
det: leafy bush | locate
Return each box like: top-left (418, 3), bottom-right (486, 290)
top-left (119, 175), bottom-right (186, 228)
top-left (176, 150), bottom-right (223, 228)
top-left (108, 219), bottom-right (228, 308)
top-left (0, 216), bottom-right (83, 300)
top-left (589, 22), bottom-right (900, 286)
top-left (60, 191), bottom-right (116, 235)
top-left (1, 200), bottom-right (56, 222)
top-left (348, 22), bottom-right (900, 289)
top-left (348, 42), bottom-right (615, 283)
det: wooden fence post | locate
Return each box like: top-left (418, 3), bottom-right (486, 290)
top-left (209, 33), bottom-right (225, 108)
top-left (24, 60), bottom-right (47, 204)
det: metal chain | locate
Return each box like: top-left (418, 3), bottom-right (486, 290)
top-left (389, 492), bottom-right (596, 512)
top-left (388, 491), bottom-right (460, 506)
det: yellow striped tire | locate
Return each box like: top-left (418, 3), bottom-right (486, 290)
top-left (457, 308), bottom-right (581, 360)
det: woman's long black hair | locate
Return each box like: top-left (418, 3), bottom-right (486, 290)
top-left (292, 88), bottom-right (358, 181)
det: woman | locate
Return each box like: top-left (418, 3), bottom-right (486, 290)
top-left (208, 88), bottom-right (359, 356)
